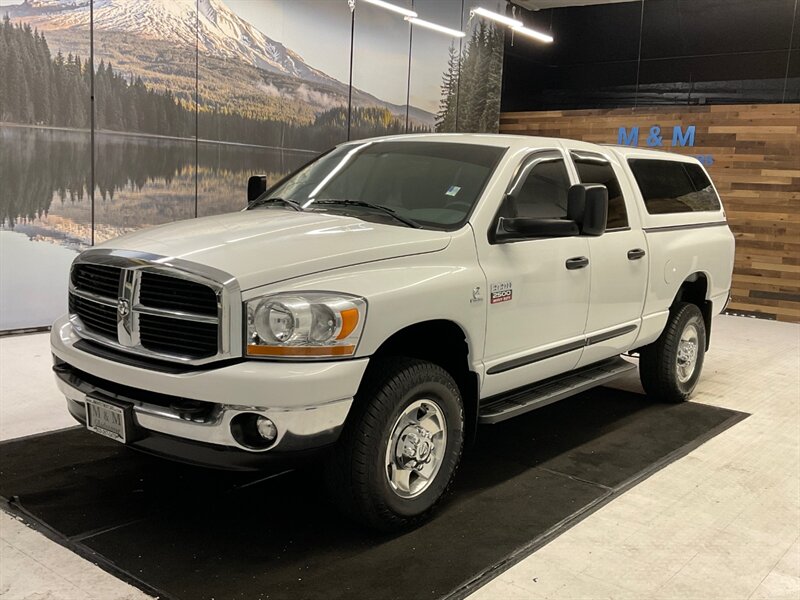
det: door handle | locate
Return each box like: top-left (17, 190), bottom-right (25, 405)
top-left (566, 256), bottom-right (589, 270)
top-left (627, 248), bottom-right (646, 260)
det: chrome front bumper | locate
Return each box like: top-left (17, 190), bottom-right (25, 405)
top-left (55, 366), bottom-right (352, 453)
top-left (51, 315), bottom-right (370, 462)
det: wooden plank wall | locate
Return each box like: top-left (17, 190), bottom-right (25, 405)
top-left (500, 104), bottom-right (800, 323)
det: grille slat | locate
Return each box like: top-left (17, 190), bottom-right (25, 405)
top-left (75, 269), bottom-right (118, 282)
top-left (71, 264), bottom-right (121, 298)
top-left (70, 295), bottom-right (118, 339)
top-left (76, 308), bottom-right (116, 329)
top-left (76, 310), bottom-right (116, 332)
top-left (75, 273), bottom-right (119, 288)
top-left (139, 336), bottom-right (214, 351)
top-left (71, 307), bottom-right (116, 331)
top-left (139, 325), bottom-right (217, 344)
top-left (139, 292), bottom-right (215, 304)
top-left (139, 272), bottom-right (218, 316)
top-left (139, 316), bottom-right (216, 332)
top-left (139, 314), bottom-right (218, 357)
top-left (139, 299), bottom-right (217, 314)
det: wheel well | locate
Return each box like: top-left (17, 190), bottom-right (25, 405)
top-left (673, 273), bottom-right (713, 350)
top-left (371, 320), bottom-right (480, 444)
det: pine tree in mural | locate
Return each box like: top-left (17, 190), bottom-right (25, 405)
top-left (0, 17), bottom-right (88, 127)
top-left (435, 20), bottom-right (504, 133)
top-left (435, 43), bottom-right (460, 133)
top-left (480, 23), bottom-right (504, 132)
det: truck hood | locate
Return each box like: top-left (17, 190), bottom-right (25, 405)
top-left (100, 210), bottom-right (451, 290)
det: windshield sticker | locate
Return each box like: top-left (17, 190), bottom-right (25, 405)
top-left (490, 281), bottom-right (513, 304)
top-left (445, 185), bottom-right (461, 197)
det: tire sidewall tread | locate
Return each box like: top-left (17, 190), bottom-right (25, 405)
top-left (640, 302), bottom-right (706, 403)
top-left (324, 357), bottom-right (465, 531)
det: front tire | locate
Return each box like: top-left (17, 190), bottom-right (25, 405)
top-left (639, 302), bottom-right (706, 403)
top-left (324, 358), bottom-right (464, 531)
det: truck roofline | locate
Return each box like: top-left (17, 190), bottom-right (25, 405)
top-left (337, 133), bottom-right (707, 166)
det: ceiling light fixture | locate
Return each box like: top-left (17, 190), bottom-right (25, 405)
top-left (404, 16), bottom-right (466, 38)
top-left (361, 0), bottom-right (417, 18)
top-left (512, 25), bottom-right (554, 43)
top-left (470, 7), bottom-right (523, 28)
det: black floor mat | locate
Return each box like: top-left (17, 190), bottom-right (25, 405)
top-left (0, 388), bottom-right (746, 600)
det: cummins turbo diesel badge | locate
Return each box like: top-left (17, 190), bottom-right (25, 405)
top-left (490, 281), bottom-right (513, 304)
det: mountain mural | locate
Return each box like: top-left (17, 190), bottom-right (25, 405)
top-left (1, 0), bottom-right (507, 331)
top-left (4, 0), bottom-right (435, 127)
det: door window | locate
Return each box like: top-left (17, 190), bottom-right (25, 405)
top-left (511, 155), bottom-right (572, 219)
top-left (570, 151), bottom-right (629, 230)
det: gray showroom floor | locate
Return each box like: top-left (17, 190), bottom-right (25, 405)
top-left (0, 314), bottom-right (798, 600)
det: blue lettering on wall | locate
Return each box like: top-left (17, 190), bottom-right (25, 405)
top-left (692, 154), bottom-right (714, 166)
top-left (646, 126), bottom-right (663, 147)
top-left (616, 124), bottom-right (709, 163)
top-left (672, 125), bottom-right (696, 147)
top-left (618, 127), bottom-right (639, 146)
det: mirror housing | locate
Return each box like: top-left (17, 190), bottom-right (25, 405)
top-left (247, 175), bottom-right (268, 203)
top-left (495, 216), bottom-right (580, 241)
top-left (568, 184), bottom-right (608, 236)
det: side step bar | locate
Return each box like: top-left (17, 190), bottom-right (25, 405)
top-left (478, 357), bottom-right (638, 424)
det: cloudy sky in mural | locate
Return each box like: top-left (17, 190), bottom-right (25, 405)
top-left (227, 0), bottom-right (459, 113)
top-left (227, 0), bottom-right (353, 84)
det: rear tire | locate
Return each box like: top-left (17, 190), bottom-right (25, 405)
top-left (324, 357), bottom-right (464, 531)
top-left (639, 302), bottom-right (706, 403)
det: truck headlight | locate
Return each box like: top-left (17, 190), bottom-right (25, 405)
top-left (245, 293), bottom-right (366, 358)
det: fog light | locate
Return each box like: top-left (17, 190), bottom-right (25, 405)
top-left (256, 416), bottom-right (277, 441)
top-left (230, 413), bottom-right (278, 449)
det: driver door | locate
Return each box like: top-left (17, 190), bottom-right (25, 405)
top-left (476, 149), bottom-right (591, 398)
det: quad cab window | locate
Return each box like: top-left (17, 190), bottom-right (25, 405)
top-left (628, 158), bottom-right (721, 214)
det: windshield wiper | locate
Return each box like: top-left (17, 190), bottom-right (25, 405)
top-left (249, 197), bottom-right (304, 211)
top-left (311, 199), bottom-right (422, 229)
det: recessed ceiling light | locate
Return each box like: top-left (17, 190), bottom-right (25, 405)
top-left (512, 25), bottom-right (554, 43)
top-left (360, 0), bottom-right (417, 19)
top-left (470, 7), bottom-right (523, 28)
top-left (404, 17), bottom-right (466, 38)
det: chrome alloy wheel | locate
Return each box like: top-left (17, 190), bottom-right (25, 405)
top-left (384, 399), bottom-right (447, 499)
top-left (676, 323), bottom-right (699, 383)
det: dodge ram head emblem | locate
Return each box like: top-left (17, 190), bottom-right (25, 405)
top-left (117, 298), bottom-right (131, 317)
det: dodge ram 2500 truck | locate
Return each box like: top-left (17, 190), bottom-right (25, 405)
top-left (52, 134), bottom-right (734, 530)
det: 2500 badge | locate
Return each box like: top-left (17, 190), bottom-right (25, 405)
top-left (490, 281), bottom-right (513, 304)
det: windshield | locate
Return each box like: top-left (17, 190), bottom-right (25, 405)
top-left (250, 140), bottom-right (506, 230)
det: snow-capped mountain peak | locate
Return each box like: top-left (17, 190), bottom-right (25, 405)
top-left (13, 0), bottom-right (333, 84)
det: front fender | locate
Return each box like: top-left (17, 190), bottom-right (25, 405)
top-left (241, 229), bottom-right (486, 373)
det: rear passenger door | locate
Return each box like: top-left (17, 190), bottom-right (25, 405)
top-left (566, 148), bottom-right (649, 367)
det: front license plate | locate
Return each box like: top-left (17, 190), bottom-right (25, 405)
top-left (85, 397), bottom-right (127, 443)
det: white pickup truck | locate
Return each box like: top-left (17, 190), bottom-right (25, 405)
top-left (51, 134), bottom-right (734, 530)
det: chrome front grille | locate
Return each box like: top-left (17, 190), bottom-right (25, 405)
top-left (68, 250), bottom-right (241, 365)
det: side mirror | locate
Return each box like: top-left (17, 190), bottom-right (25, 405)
top-left (495, 216), bottom-right (580, 241)
top-left (568, 184), bottom-right (608, 236)
top-left (247, 175), bottom-right (268, 203)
